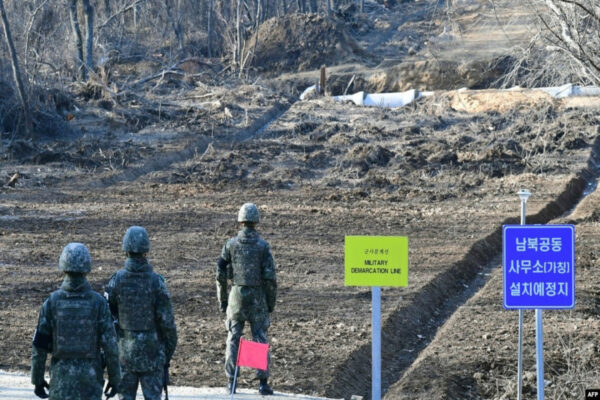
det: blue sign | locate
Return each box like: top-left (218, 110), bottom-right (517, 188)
top-left (503, 225), bottom-right (575, 309)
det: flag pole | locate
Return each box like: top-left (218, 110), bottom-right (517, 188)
top-left (231, 366), bottom-right (239, 400)
top-left (231, 337), bottom-right (243, 400)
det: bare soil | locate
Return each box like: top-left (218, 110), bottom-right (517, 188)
top-left (385, 174), bottom-right (600, 400)
top-left (1, 89), bottom-right (599, 398)
top-left (250, 13), bottom-right (369, 74)
top-left (1, 1), bottom-right (600, 399)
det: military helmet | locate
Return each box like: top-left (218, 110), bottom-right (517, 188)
top-left (122, 226), bottom-right (150, 254)
top-left (59, 243), bottom-right (92, 273)
top-left (237, 203), bottom-right (259, 223)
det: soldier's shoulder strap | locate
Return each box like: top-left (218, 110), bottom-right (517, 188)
top-left (228, 236), bottom-right (239, 248)
top-left (108, 269), bottom-right (122, 284)
top-left (89, 289), bottom-right (107, 303)
top-left (48, 288), bottom-right (66, 303)
top-left (226, 236), bottom-right (238, 259)
top-left (257, 236), bottom-right (270, 248)
top-left (147, 270), bottom-right (166, 294)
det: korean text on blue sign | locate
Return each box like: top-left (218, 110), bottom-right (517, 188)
top-left (503, 225), bottom-right (575, 309)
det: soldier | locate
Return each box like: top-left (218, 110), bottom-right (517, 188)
top-left (217, 203), bottom-right (278, 395)
top-left (105, 226), bottom-right (178, 400)
top-left (31, 243), bottom-right (121, 400)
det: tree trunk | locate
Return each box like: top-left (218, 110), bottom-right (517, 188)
top-left (207, 0), bottom-right (214, 56)
top-left (257, 0), bottom-right (263, 24)
top-left (0, 0), bottom-right (32, 136)
top-left (69, 0), bottom-right (85, 80)
top-left (82, 0), bottom-right (94, 76)
top-left (104, 0), bottom-right (110, 18)
top-left (248, 0), bottom-right (261, 66)
top-left (164, 0), bottom-right (184, 51)
top-left (176, 0), bottom-right (185, 52)
top-left (236, 0), bottom-right (241, 69)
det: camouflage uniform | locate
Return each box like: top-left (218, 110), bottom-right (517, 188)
top-left (31, 243), bottom-right (121, 400)
top-left (217, 215), bottom-right (277, 381)
top-left (105, 256), bottom-right (177, 400)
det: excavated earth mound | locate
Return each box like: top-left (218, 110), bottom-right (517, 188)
top-left (249, 13), bottom-right (366, 73)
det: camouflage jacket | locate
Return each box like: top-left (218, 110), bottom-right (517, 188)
top-left (217, 227), bottom-right (277, 322)
top-left (31, 275), bottom-right (121, 400)
top-left (105, 257), bottom-right (177, 373)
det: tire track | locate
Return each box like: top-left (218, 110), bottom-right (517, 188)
top-left (324, 136), bottom-right (600, 399)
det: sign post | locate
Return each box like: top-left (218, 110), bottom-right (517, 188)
top-left (517, 189), bottom-right (530, 400)
top-left (536, 308), bottom-right (544, 400)
top-left (345, 236), bottom-right (409, 400)
top-left (372, 286), bottom-right (381, 400)
top-left (503, 223), bottom-right (575, 400)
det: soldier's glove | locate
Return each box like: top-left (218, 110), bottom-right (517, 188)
top-left (103, 381), bottom-right (119, 399)
top-left (34, 380), bottom-right (49, 398)
top-left (220, 301), bottom-right (228, 313)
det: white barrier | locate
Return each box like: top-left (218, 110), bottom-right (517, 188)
top-left (333, 89), bottom-right (434, 108)
top-left (313, 84), bottom-right (600, 109)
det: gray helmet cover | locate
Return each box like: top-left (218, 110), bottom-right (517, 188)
top-left (237, 203), bottom-right (259, 223)
top-left (122, 226), bottom-right (150, 254)
top-left (59, 242), bottom-right (92, 273)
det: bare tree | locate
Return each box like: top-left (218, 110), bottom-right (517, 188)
top-left (104, 0), bottom-right (110, 18)
top-left (240, 0), bottom-right (262, 76)
top-left (535, 0), bottom-right (600, 85)
top-left (1, 0), bottom-right (348, 87)
top-left (236, 0), bottom-right (242, 67)
top-left (82, 0), bottom-right (94, 75)
top-left (65, 0), bottom-right (95, 81)
top-left (0, 0), bottom-right (32, 136)
top-left (208, 0), bottom-right (214, 56)
top-left (165, 0), bottom-right (184, 51)
top-left (503, 0), bottom-right (600, 86)
top-left (69, 0), bottom-right (85, 79)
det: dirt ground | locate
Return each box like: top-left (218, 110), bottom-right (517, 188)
top-left (1, 0), bottom-right (600, 399)
top-left (386, 172), bottom-right (600, 400)
top-left (1, 90), bottom-right (599, 398)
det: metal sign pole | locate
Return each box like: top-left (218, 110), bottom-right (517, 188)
top-left (517, 189), bottom-right (530, 400)
top-left (372, 286), bottom-right (381, 400)
top-left (536, 308), bottom-right (544, 400)
top-left (517, 309), bottom-right (523, 400)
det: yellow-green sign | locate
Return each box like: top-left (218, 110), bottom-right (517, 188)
top-left (345, 236), bottom-right (408, 287)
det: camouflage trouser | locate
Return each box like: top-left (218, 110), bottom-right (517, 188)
top-left (118, 369), bottom-right (164, 400)
top-left (49, 380), bottom-right (102, 400)
top-left (225, 318), bottom-right (270, 379)
top-left (48, 359), bottom-right (103, 400)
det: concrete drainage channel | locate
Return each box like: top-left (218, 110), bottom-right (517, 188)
top-left (0, 371), bottom-right (337, 400)
top-left (324, 136), bottom-right (600, 400)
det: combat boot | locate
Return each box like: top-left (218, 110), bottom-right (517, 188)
top-left (259, 378), bottom-right (274, 395)
top-left (228, 378), bottom-right (236, 394)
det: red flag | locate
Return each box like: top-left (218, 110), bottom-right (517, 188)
top-left (236, 338), bottom-right (269, 370)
